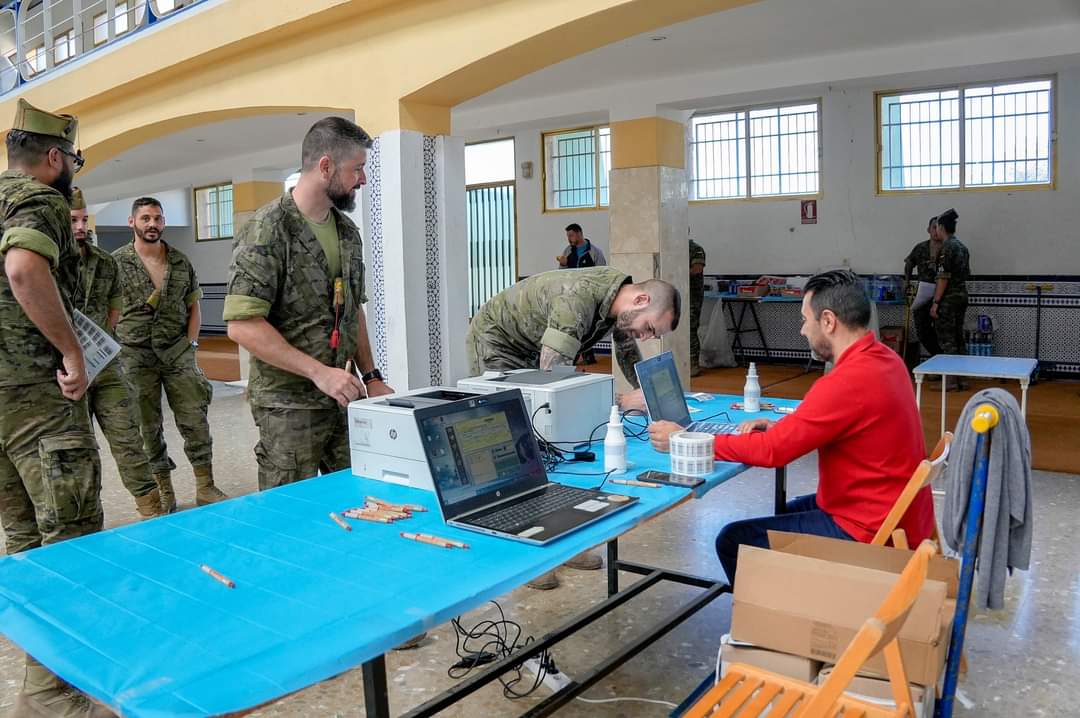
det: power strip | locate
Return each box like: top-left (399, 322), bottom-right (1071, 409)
top-left (522, 655), bottom-right (573, 694)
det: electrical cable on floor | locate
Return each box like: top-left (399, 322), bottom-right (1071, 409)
top-left (447, 600), bottom-right (551, 699)
top-left (576, 696), bottom-right (679, 708)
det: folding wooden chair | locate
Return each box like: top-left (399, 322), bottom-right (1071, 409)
top-left (871, 433), bottom-right (952, 550)
top-left (682, 541), bottom-right (937, 718)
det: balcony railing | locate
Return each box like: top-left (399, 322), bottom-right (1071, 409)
top-left (0, 0), bottom-right (208, 95)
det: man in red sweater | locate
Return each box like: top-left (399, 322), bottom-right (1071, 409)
top-left (648, 270), bottom-right (935, 584)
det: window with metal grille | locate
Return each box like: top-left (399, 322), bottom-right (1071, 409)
top-left (194, 183), bottom-right (233, 241)
top-left (691, 102), bottom-right (819, 200)
top-left (542, 126), bottom-right (611, 210)
top-left (878, 78), bottom-right (1053, 192)
top-left (466, 139), bottom-right (517, 316)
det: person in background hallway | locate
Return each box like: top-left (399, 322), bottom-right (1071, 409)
top-left (931, 208), bottom-right (971, 390)
top-left (71, 187), bottom-right (164, 520)
top-left (557, 223), bottom-right (606, 364)
top-left (113, 197), bottom-right (229, 511)
top-left (689, 236), bottom-right (707, 376)
top-left (0, 99), bottom-right (112, 717)
top-left (904, 215), bottom-right (943, 357)
top-left (647, 270), bottom-right (932, 585)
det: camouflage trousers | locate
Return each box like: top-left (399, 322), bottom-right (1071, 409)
top-left (123, 345), bottom-right (214, 475)
top-left (88, 361), bottom-right (156, 498)
top-left (690, 274), bottom-right (704, 371)
top-left (0, 382), bottom-right (103, 555)
top-left (465, 328), bottom-right (534, 376)
top-left (912, 304), bottom-right (941, 357)
top-left (250, 404), bottom-right (350, 491)
top-left (935, 294), bottom-right (969, 355)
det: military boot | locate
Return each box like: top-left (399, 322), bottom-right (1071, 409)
top-left (194, 466), bottom-right (228, 506)
top-left (15, 656), bottom-right (114, 717)
top-left (153, 472), bottom-right (177, 513)
top-left (133, 488), bottom-right (166, 519)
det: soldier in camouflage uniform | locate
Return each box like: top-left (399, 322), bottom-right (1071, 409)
top-left (0, 100), bottom-right (112, 717)
top-left (70, 188), bottom-right (163, 519)
top-left (689, 238), bottom-right (707, 376)
top-left (226, 117), bottom-right (393, 492)
top-left (113, 197), bottom-right (228, 510)
top-left (929, 208), bottom-right (971, 362)
top-left (466, 266), bottom-right (681, 590)
top-left (904, 215), bottom-right (943, 357)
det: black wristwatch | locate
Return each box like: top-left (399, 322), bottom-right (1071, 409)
top-left (361, 368), bottom-right (384, 384)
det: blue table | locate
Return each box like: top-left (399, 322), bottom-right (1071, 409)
top-left (913, 355), bottom-right (1038, 435)
top-left (0, 394), bottom-right (798, 717)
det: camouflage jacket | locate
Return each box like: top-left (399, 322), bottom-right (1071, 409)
top-left (689, 239), bottom-right (707, 270)
top-left (74, 237), bottom-right (122, 331)
top-left (0, 170), bottom-right (79, 387)
top-left (112, 241), bottom-right (202, 364)
top-left (225, 191), bottom-right (366, 409)
top-left (469, 267), bottom-right (630, 363)
top-left (904, 240), bottom-right (939, 284)
top-left (936, 235), bottom-right (971, 298)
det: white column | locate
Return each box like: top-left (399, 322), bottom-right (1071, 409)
top-left (362, 130), bottom-right (468, 390)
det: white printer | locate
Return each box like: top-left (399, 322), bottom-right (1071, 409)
top-left (457, 369), bottom-right (613, 446)
top-left (347, 387), bottom-right (480, 491)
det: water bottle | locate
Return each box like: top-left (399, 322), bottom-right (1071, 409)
top-left (744, 362), bottom-right (761, 413)
top-left (603, 405), bottom-right (627, 475)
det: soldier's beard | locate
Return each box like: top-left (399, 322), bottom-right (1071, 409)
top-left (328, 172), bottom-right (357, 213)
top-left (615, 307), bottom-right (646, 333)
top-left (135, 226), bottom-right (163, 243)
top-left (51, 165), bottom-right (75, 202)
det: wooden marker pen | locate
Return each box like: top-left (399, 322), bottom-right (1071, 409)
top-left (400, 532), bottom-right (454, 549)
top-left (200, 564), bottom-right (236, 589)
top-left (415, 532), bottom-right (469, 549)
top-left (611, 478), bottom-right (661, 488)
top-left (329, 512), bottom-right (352, 531)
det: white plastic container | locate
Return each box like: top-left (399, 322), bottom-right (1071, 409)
top-left (744, 362), bottom-right (761, 413)
top-left (603, 405), bottom-right (627, 475)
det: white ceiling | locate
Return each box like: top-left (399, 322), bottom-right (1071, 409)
top-left (459, 0), bottom-right (1080, 112)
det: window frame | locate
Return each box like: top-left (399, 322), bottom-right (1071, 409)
top-left (540, 124), bottom-right (611, 213)
top-left (875, 74), bottom-right (1057, 196)
top-left (192, 182), bottom-right (234, 243)
top-left (53, 29), bottom-right (76, 65)
top-left (689, 98), bottom-right (823, 204)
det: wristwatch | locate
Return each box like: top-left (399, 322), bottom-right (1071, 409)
top-left (190, 340), bottom-right (200, 349)
top-left (361, 368), bottom-right (384, 384)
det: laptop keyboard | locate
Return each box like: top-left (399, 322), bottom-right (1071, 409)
top-left (688, 421), bottom-right (738, 435)
top-left (470, 484), bottom-right (598, 533)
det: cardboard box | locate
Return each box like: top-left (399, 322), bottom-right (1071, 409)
top-left (720, 634), bottom-right (822, 682)
top-left (816, 668), bottom-right (934, 718)
top-left (730, 532), bottom-right (958, 686)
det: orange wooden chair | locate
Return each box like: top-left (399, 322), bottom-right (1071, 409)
top-left (683, 541), bottom-right (937, 718)
top-left (871, 433), bottom-right (952, 550)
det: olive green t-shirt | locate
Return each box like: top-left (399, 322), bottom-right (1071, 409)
top-left (305, 214), bottom-right (341, 281)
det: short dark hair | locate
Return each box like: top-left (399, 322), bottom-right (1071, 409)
top-left (937, 208), bottom-right (958, 235)
top-left (804, 269), bottom-right (870, 329)
top-left (640, 278), bottom-right (682, 332)
top-left (5, 129), bottom-right (67, 167)
top-left (131, 197), bottom-right (163, 216)
top-left (565, 223), bottom-right (583, 234)
top-left (301, 117), bottom-right (373, 171)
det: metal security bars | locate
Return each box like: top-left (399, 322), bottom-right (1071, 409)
top-left (878, 78), bottom-right (1053, 192)
top-left (542, 126), bottom-right (611, 210)
top-left (466, 183), bottom-right (517, 316)
top-left (691, 101), bottom-right (820, 200)
top-left (194, 183), bottom-right (233, 242)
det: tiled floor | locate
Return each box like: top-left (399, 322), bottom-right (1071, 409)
top-left (2, 381), bottom-right (1077, 717)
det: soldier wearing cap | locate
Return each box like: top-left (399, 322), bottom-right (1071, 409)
top-left (70, 187), bottom-right (164, 519)
top-left (0, 99), bottom-right (112, 716)
top-left (689, 237), bottom-right (707, 376)
top-left (112, 196), bottom-right (229, 510)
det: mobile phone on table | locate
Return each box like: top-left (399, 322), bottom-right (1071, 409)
top-left (636, 470), bottom-right (705, 488)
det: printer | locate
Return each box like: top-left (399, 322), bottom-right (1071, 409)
top-left (348, 387), bottom-right (480, 491)
top-left (457, 369), bottom-right (613, 446)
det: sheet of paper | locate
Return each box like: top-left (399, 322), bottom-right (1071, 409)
top-left (72, 309), bottom-right (121, 383)
top-left (911, 281), bottom-right (936, 310)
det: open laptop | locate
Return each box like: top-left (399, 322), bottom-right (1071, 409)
top-left (414, 389), bottom-right (638, 545)
top-left (635, 352), bottom-right (738, 435)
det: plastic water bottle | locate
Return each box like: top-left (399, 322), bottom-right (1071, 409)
top-left (744, 363), bottom-right (761, 413)
top-left (603, 405), bottom-right (627, 475)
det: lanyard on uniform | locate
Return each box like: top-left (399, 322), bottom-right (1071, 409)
top-left (330, 277), bottom-right (344, 349)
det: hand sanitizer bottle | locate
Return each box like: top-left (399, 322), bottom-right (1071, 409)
top-left (744, 362), bottom-right (761, 413)
top-left (603, 405), bottom-right (627, 475)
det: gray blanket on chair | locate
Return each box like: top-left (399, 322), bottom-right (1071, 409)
top-left (942, 388), bottom-right (1033, 610)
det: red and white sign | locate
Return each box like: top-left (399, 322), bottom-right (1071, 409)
top-left (801, 199), bottom-right (818, 224)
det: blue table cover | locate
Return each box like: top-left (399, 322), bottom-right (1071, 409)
top-left (0, 394), bottom-right (795, 716)
top-left (912, 354), bottom-right (1038, 380)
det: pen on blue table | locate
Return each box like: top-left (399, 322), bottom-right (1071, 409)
top-left (610, 478), bottom-right (661, 488)
top-left (200, 564), bottom-right (235, 589)
top-left (329, 512), bottom-right (352, 532)
top-left (366, 496), bottom-right (426, 513)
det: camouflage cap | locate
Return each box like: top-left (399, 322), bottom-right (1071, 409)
top-left (11, 98), bottom-right (78, 145)
top-left (70, 186), bottom-right (86, 210)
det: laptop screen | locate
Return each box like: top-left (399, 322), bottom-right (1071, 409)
top-left (415, 390), bottom-right (548, 520)
top-left (635, 352), bottom-right (691, 426)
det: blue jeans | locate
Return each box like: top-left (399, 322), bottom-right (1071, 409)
top-left (715, 494), bottom-right (853, 586)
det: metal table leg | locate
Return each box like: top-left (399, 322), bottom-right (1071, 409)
top-left (774, 466), bottom-right (788, 515)
top-left (940, 373), bottom-right (947, 437)
top-left (606, 539), bottom-right (619, 597)
top-left (362, 655), bottom-right (390, 718)
top-left (747, 300), bottom-right (770, 360)
top-left (1020, 378), bottom-right (1030, 417)
top-left (915, 373), bottom-right (924, 409)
